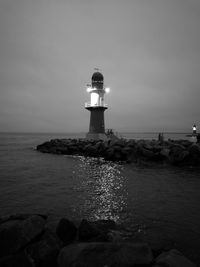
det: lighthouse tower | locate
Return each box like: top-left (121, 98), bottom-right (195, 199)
top-left (85, 71), bottom-right (109, 140)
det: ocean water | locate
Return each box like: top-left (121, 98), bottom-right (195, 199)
top-left (0, 132), bottom-right (200, 264)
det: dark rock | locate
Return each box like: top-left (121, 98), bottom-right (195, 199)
top-left (122, 146), bottom-right (132, 154)
top-left (56, 218), bottom-right (77, 245)
top-left (137, 146), bottom-right (164, 162)
top-left (160, 148), bottom-right (170, 158)
top-left (126, 149), bottom-right (138, 163)
top-left (0, 251), bottom-right (34, 267)
top-left (67, 145), bottom-right (79, 154)
top-left (78, 220), bottom-right (104, 242)
top-left (27, 229), bottom-right (60, 267)
top-left (168, 145), bottom-right (189, 165)
top-left (154, 249), bottom-right (196, 267)
top-left (46, 214), bottom-right (63, 234)
top-left (78, 219), bottom-right (116, 242)
top-left (113, 145), bottom-right (124, 152)
top-left (107, 230), bottom-right (123, 242)
top-left (0, 215), bottom-right (45, 257)
top-left (104, 147), bottom-right (115, 161)
top-left (152, 145), bottom-right (163, 153)
top-left (57, 242), bottom-right (153, 267)
top-left (84, 144), bottom-right (99, 157)
top-left (113, 151), bottom-right (123, 161)
top-left (188, 144), bottom-right (200, 165)
top-left (188, 144), bottom-right (200, 155)
top-left (56, 147), bottom-right (69, 155)
top-left (21, 215), bottom-right (46, 243)
top-left (179, 140), bottom-right (193, 148)
top-left (0, 214), bottom-right (34, 224)
top-left (0, 220), bottom-right (23, 257)
top-left (92, 219), bottom-right (116, 233)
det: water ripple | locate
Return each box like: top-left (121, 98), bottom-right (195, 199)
top-left (73, 157), bottom-right (128, 221)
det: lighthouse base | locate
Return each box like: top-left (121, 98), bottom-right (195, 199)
top-left (86, 132), bottom-right (108, 141)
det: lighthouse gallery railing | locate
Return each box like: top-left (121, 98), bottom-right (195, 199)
top-left (85, 103), bottom-right (108, 108)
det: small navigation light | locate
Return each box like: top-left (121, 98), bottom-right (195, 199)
top-left (105, 87), bottom-right (110, 93)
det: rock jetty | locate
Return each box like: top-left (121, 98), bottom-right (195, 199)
top-left (37, 138), bottom-right (200, 166)
top-left (0, 213), bottom-right (197, 267)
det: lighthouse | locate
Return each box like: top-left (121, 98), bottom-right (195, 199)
top-left (85, 71), bottom-right (110, 140)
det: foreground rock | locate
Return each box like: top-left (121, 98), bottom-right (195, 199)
top-left (27, 229), bottom-right (60, 267)
top-left (37, 138), bottom-right (200, 166)
top-left (0, 215), bottom-right (45, 258)
top-left (0, 214), bottom-right (197, 267)
top-left (58, 242), bottom-right (153, 267)
top-left (153, 249), bottom-right (196, 267)
top-left (56, 218), bottom-right (77, 244)
top-left (78, 219), bottom-right (116, 242)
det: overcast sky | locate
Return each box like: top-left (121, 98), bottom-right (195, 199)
top-left (0, 0), bottom-right (200, 133)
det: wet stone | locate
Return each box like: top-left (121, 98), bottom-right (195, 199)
top-left (57, 242), bottom-right (153, 267)
top-left (56, 218), bottom-right (77, 245)
top-left (0, 215), bottom-right (45, 257)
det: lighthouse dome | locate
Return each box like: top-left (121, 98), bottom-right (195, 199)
top-left (92, 72), bottom-right (104, 82)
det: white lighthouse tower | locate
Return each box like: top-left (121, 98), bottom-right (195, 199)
top-left (85, 70), bottom-right (110, 140)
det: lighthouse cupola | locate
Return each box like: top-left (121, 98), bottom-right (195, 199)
top-left (91, 71), bottom-right (104, 89)
top-left (85, 70), bottom-right (110, 140)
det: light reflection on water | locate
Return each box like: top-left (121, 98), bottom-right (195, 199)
top-left (73, 157), bottom-right (128, 222)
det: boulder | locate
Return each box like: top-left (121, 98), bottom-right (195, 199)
top-left (126, 148), bottom-right (138, 163)
top-left (83, 144), bottom-right (99, 157)
top-left (187, 144), bottom-right (200, 165)
top-left (113, 150), bottom-right (124, 161)
top-left (27, 229), bottom-right (61, 267)
top-left (78, 220), bottom-right (117, 242)
top-left (21, 215), bottom-right (46, 243)
top-left (45, 214), bottom-right (64, 234)
top-left (78, 220), bottom-right (104, 242)
top-left (126, 140), bottom-right (137, 148)
top-left (160, 148), bottom-right (170, 158)
top-left (0, 214), bottom-right (39, 224)
top-left (154, 249), bottom-right (196, 267)
top-left (113, 145), bottom-right (124, 152)
top-left (104, 148), bottom-right (115, 161)
top-left (139, 147), bottom-right (164, 161)
top-left (67, 145), bottom-right (79, 155)
top-left (97, 142), bottom-right (107, 155)
top-left (56, 147), bottom-right (69, 155)
top-left (0, 251), bottom-right (34, 267)
top-left (0, 215), bottom-right (45, 257)
top-left (179, 140), bottom-right (192, 148)
top-left (168, 145), bottom-right (189, 165)
top-left (92, 219), bottom-right (116, 233)
top-left (56, 218), bottom-right (77, 244)
top-left (57, 242), bottom-right (153, 267)
top-left (188, 144), bottom-right (200, 155)
top-left (152, 145), bottom-right (163, 153)
top-left (107, 230), bottom-right (123, 242)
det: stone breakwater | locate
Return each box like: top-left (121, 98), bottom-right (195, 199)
top-left (0, 214), bottom-right (197, 267)
top-left (37, 138), bottom-right (200, 166)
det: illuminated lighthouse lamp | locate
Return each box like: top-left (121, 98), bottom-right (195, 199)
top-left (86, 85), bottom-right (110, 107)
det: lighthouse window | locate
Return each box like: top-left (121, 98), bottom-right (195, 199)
top-left (91, 92), bottom-right (99, 106)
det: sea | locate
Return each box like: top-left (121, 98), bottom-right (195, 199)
top-left (0, 132), bottom-right (200, 264)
